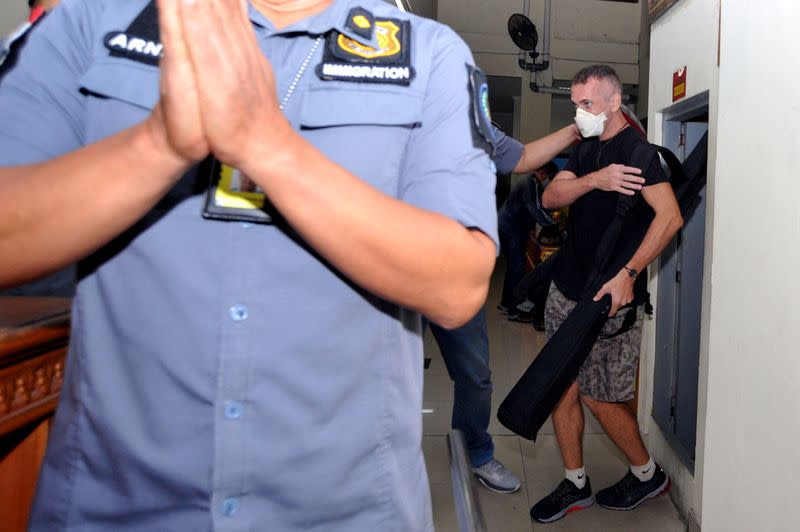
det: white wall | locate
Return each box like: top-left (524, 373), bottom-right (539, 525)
top-left (701, 2), bottom-right (800, 530)
top-left (643, 0), bottom-right (720, 526)
top-left (646, 1), bottom-right (800, 530)
top-left (0, 2), bottom-right (29, 36)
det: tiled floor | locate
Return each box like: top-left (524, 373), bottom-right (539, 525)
top-left (422, 265), bottom-right (684, 531)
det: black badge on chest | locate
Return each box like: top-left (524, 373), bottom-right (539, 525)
top-left (104, 0), bottom-right (162, 66)
top-left (316, 18), bottom-right (415, 86)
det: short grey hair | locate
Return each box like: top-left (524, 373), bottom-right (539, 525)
top-left (572, 65), bottom-right (622, 96)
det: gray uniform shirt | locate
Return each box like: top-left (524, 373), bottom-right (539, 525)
top-left (0, 1), bottom-right (497, 530)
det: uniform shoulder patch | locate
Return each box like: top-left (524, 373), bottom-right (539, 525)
top-left (316, 18), bottom-right (415, 86)
top-left (467, 64), bottom-right (496, 155)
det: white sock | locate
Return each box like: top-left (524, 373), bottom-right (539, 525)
top-left (630, 457), bottom-right (655, 482)
top-left (565, 467), bottom-right (587, 489)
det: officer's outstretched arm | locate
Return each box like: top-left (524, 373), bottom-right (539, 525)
top-left (513, 125), bottom-right (580, 174)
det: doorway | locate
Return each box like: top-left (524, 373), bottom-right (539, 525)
top-left (652, 92), bottom-right (709, 473)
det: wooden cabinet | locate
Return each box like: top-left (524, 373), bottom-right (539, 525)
top-left (0, 297), bottom-right (70, 532)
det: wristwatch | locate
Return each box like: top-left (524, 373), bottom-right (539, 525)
top-left (623, 266), bottom-right (639, 279)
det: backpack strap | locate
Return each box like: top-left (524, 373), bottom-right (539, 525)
top-left (674, 132), bottom-right (709, 215)
top-left (598, 306), bottom-right (638, 339)
top-left (581, 189), bottom-right (639, 299)
top-left (653, 146), bottom-right (688, 195)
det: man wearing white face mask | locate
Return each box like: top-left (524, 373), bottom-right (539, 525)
top-left (529, 65), bottom-right (683, 524)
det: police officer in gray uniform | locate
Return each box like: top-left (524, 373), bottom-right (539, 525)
top-left (0, 0), bottom-right (499, 530)
top-left (428, 122), bottom-right (578, 494)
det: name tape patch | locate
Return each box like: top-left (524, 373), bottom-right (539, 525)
top-left (104, 1), bottom-right (161, 66)
top-left (104, 31), bottom-right (162, 64)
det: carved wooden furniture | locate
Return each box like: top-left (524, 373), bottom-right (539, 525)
top-left (0, 297), bottom-right (70, 532)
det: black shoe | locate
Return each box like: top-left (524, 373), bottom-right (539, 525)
top-left (596, 464), bottom-right (670, 511)
top-left (532, 315), bottom-right (545, 331)
top-left (508, 309), bottom-right (536, 323)
top-left (530, 478), bottom-right (594, 523)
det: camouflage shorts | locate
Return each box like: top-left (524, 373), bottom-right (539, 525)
top-left (544, 283), bottom-right (643, 402)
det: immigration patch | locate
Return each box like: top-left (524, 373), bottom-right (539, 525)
top-left (317, 18), bottom-right (415, 86)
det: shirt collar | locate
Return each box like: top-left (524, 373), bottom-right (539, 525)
top-left (247, 0), bottom-right (381, 49)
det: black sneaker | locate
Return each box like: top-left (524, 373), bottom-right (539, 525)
top-left (508, 299), bottom-right (536, 323)
top-left (595, 464), bottom-right (670, 511)
top-left (508, 309), bottom-right (536, 323)
top-left (530, 478), bottom-right (594, 523)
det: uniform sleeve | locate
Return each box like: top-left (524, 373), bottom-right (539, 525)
top-left (0, 0), bottom-right (96, 165)
top-left (491, 124), bottom-right (524, 175)
top-left (398, 25), bottom-right (498, 250)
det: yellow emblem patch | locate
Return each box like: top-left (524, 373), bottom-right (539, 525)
top-left (337, 20), bottom-right (402, 59)
top-left (352, 15), bottom-right (371, 29)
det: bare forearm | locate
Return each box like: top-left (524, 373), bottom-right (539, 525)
top-left (0, 121), bottom-right (187, 287)
top-left (543, 163), bottom-right (645, 209)
top-left (625, 210), bottom-right (684, 273)
top-left (244, 138), bottom-right (495, 329)
top-left (513, 125), bottom-right (578, 174)
top-left (542, 173), bottom-right (597, 209)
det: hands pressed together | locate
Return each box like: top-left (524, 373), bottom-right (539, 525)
top-left (150, 0), bottom-right (293, 171)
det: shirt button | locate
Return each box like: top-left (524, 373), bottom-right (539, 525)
top-left (221, 497), bottom-right (240, 517)
top-left (229, 304), bottom-right (249, 321)
top-left (224, 401), bottom-right (243, 420)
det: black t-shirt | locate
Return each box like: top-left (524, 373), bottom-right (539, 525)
top-left (553, 126), bottom-right (668, 303)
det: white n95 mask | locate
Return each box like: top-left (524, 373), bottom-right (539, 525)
top-left (574, 107), bottom-right (607, 138)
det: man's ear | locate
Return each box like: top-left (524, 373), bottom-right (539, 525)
top-left (611, 93), bottom-right (622, 114)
